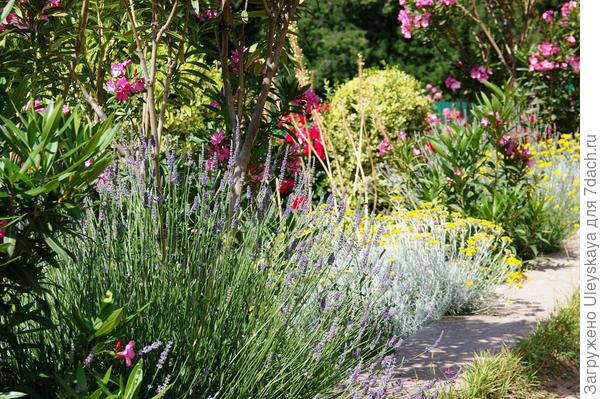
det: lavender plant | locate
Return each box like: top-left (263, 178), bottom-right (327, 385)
top-left (26, 138), bottom-right (410, 398)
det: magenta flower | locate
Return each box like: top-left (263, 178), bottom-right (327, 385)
top-left (560, 1), bottom-right (577, 18)
top-left (538, 41), bottom-right (560, 57)
top-left (426, 113), bottom-right (441, 124)
top-left (105, 80), bottom-right (116, 93)
top-left (116, 340), bottom-right (136, 367)
top-left (377, 138), bottom-right (392, 156)
top-left (470, 65), bottom-right (492, 82)
top-left (440, 0), bottom-right (456, 5)
top-left (444, 76), bottom-right (462, 91)
top-left (210, 130), bottom-right (225, 145)
top-left (565, 35), bottom-right (576, 45)
top-left (111, 60), bottom-right (132, 78)
top-left (62, 104), bottom-right (70, 115)
top-left (398, 10), bottom-right (414, 38)
top-left (415, 0), bottom-right (434, 8)
top-left (567, 55), bottom-right (580, 73)
top-left (542, 10), bottom-right (555, 24)
top-left (47, 0), bottom-right (61, 7)
top-left (397, 131), bottom-right (407, 140)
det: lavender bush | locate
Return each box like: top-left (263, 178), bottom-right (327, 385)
top-left (30, 138), bottom-right (414, 398)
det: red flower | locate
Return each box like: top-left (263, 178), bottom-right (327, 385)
top-left (291, 195), bottom-right (306, 211)
top-left (279, 178), bottom-right (295, 195)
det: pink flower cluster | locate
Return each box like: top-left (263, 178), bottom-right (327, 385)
top-left (116, 340), bottom-right (136, 367)
top-left (378, 138), bottom-right (392, 156)
top-left (442, 107), bottom-right (463, 122)
top-left (561, 1), bottom-right (577, 18)
top-left (469, 65), bottom-right (493, 82)
top-left (498, 135), bottom-right (534, 167)
top-left (397, 0), bottom-right (456, 39)
top-left (444, 75), bottom-right (462, 91)
top-left (25, 99), bottom-right (69, 115)
top-left (206, 130), bottom-right (230, 169)
top-left (425, 83), bottom-right (443, 101)
top-left (528, 42), bottom-right (579, 74)
top-left (196, 8), bottom-right (218, 22)
top-left (293, 89), bottom-right (321, 114)
top-left (0, 1), bottom-right (62, 31)
top-left (105, 60), bottom-right (145, 101)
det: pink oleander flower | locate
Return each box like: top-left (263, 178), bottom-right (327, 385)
top-left (442, 108), bottom-right (462, 121)
top-left (481, 117), bottom-right (490, 127)
top-left (398, 10), bottom-right (413, 39)
top-left (412, 147), bottom-right (422, 156)
top-left (560, 1), bottom-right (577, 18)
top-left (377, 138), bottom-right (392, 156)
top-left (565, 35), bottom-right (576, 45)
top-left (105, 80), bottom-right (116, 93)
top-left (47, 0), bottom-right (61, 7)
top-left (413, 11), bottom-right (431, 28)
top-left (84, 159), bottom-right (93, 168)
top-left (444, 76), bottom-right (462, 91)
top-left (426, 113), bottom-right (441, 124)
top-left (62, 104), bottom-right (70, 115)
top-left (131, 78), bottom-right (145, 93)
top-left (111, 60), bottom-right (132, 78)
top-left (440, 0), bottom-right (456, 5)
top-left (542, 10), bottom-right (555, 24)
top-left (116, 340), bottom-right (136, 367)
top-left (415, 0), bottom-right (434, 8)
top-left (397, 131), bottom-right (407, 140)
top-left (433, 91), bottom-right (443, 101)
top-left (209, 99), bottom-right (221, 110)
top-left (470, 65), bottom-right (492, 82)
top-left (567, 55), bottom-right (580, 73)
top-left (538, 41), bottom-right (560, 57)
top-left (453, 169), bottom-right (462, 176)
top-left (210, 130), bottom-right (225, 145)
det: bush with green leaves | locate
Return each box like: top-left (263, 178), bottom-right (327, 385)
top-left (324, 67), bottom-right (431, 200)
top-left (0, 100), bottom-right (117, 366)
top-left (380, 82), bottom-right (579, 259)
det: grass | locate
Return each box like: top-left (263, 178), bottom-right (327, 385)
top-left (439, 289), bottom-right (579, 399)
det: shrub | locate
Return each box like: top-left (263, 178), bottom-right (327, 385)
top-left (379, 82), bottom-right (579, 259)
top-left (368, 205), bottom-right (518, 330)
top-left (7, 141), bottom-right (406, 398)
top-left (0, 101), bottom-right (116, 364)
top-left (324, 67), bottom-right (432, 199)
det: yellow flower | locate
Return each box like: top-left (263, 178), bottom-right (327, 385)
top-left (465, 280), bottom-right (474, 287)
top-left (505, 256), bottom-right (523, 267)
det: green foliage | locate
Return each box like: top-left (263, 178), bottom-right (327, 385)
top-left (441, 348), bottom-right (538, 399)
top-left (385, 82), bottom-right (577, 258)
top-left (440, 289), bottom-right (580, 399)
top-left (297, 0), bottom-right (456, 91)
top-left (325, 67), bottom-right (431, 199)
top-left (0, 100), bottom-right (117, 367)
top-left (517, 290), bottom-right (580, 378)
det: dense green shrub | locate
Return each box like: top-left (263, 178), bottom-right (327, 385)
top-left (324, 67), bottom-right (431, 200)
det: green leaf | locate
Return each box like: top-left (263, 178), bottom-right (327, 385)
top-left (93, 308), bottom-right (123, 338)
top-left (123, 361), bottom-right (143, 399)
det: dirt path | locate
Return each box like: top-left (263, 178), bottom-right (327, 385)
top-left (393, 233), bottom-right (580, 398)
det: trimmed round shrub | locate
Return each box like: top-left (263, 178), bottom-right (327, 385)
top-left (324, 68), bottom-right (432, 198)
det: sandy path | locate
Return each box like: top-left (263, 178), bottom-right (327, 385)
top-left (392, 233), bottom-right (580, 398)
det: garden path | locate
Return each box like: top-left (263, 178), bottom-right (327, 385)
top-left (393, 232), bottom-right (580, 398)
